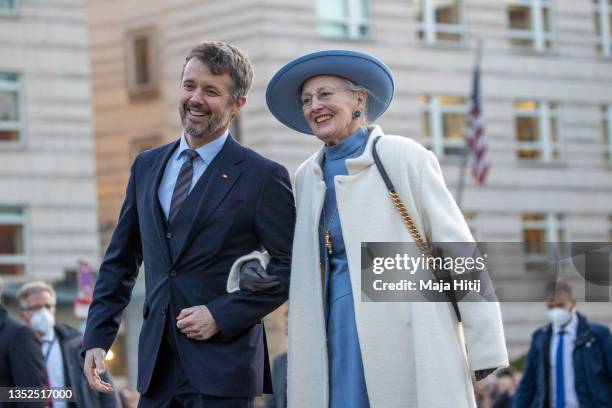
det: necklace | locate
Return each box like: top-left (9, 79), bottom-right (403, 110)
top-left (321, 204), bottom-right (338, 255)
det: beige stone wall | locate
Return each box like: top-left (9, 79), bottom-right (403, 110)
top-left (88, 0), bottom-right (170, 250)
top-left (0, 0), bottom-right (99, 282)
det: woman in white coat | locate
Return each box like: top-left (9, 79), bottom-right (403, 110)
top-left (265, 50), bottom-right (509, 408)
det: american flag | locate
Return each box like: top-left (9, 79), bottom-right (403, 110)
top-left (465, 67), bottom-right (490, 185)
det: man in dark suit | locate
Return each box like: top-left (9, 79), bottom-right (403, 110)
top-left (81, 41), bottom-right (295, 407)
top-left (513, 281), bottom-right (612, 408)
top-left (17, 281), bottom-right (118, 408)
top-left (0, 277), bottom-right (47, 408)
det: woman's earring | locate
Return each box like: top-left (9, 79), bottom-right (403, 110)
top-left (352, 110), bottom-right (362, 118)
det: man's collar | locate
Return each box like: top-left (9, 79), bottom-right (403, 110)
top-left (178, 129), bottom-right (229, 165)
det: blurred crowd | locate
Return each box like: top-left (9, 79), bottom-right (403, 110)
top-left (474, 369), bottom-right (521, 408)
top-left (2, 276), bottom-right (610, 408)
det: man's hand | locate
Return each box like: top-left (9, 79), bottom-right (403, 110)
top-left (84, 348), bottom-right (114, 393)
top-left (176, 305), bottom-right (219, 340)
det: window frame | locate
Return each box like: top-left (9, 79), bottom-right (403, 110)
top-left (421, 95), bottom-right (468, 160)
top-left (417, 0), bottom-right (467, 45)
top-left (0, 73), bottom-right (23, 146)
top-left (0, 206), bottom-right (29, 277)
top-left (129, 133), bottom-right (163, 160)
top-left (507, 0), bottom-right (556, 52)
top-left (514, 100), bottom-right (562, 163)
top-left (594, 0), bottom-right (612, 57)
top-left (522, 213), bottom-right (568, 273)
top-left (125, 27), bottom-right (159, 99)
top-left (523, 213), bottom-right (567, 242)
top-left (316, 0), bottom-right (370, 40)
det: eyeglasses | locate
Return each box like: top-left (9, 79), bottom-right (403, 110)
top-left (20, 304), bottom-right (55, 312)
top-left (300, 87), bottom-right (352, 107)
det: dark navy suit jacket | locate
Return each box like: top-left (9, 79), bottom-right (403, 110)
top-left (513, 312), bottom-right (612, 408)
top-left (0, 305), bottom-right (46, 408)
top-left (81, 135), bottom-right (295, 397)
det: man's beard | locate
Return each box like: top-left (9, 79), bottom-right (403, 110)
top-left (180, 102), bottom-right (230, 139)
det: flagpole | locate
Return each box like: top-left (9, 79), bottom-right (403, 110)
top-left (456, 37), bottom-right (484, 209)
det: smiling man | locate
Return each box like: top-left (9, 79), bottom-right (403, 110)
top-left (81, 41), bottom-right (295, 408)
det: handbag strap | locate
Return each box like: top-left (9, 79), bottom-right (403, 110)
top-left (371, 136), bottom-right (462, 321)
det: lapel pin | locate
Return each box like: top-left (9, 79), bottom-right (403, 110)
top-left (221, 174), bottom-right (229, 179)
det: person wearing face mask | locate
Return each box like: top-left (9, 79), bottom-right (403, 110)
top-left (17, 281), bottom-right (119, 408)
top-left (0, 277), bottom-right (47, 408)
top-left (513, 281), bottom-right (612, 408)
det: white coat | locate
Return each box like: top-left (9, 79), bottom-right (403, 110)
top-left (287, 125), bottom-right (509, 408)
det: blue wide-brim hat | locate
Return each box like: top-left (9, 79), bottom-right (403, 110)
top-left (265, 49), bottom-right (395, 135)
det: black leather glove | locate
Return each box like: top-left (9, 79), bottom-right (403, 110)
top-left (474, 368), bottom-right (496, 381)
top-left (239, 260), bottom-right (280, 292)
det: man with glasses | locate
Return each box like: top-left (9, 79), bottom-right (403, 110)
top-left (17, 281), bottom-right (119, 408)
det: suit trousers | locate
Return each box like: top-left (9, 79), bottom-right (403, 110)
top-left (138, 311), bottom-right (254, 408)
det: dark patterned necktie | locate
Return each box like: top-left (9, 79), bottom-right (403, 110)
top-left (169, 149), bottom-right (199, 222)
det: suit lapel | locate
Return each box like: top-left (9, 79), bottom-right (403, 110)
top-left (171, 136), bottom-right (244, 267)
top-left (148, 140), bottom-right (180, 266)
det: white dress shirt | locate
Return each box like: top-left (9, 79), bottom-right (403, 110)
top-left (41, 329), bottom-right (67, 408)
top-left (549, 312), bottom-right (580, 408)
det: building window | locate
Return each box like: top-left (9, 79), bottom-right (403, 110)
top-left (129, 134), bottom-right (162, 160)
top-left (0, 0), bottom-right (17, 14)
top-left (507, 0), bottom-right (555, 51)
top-left (316, 0), bottom-right (370, 39)
top-left (0, 207), bottom-right (27, 276)
top-left (0, 73), bottom-right (21, 143)
top-left (416, 0), bottom-right (465, 44)
top-left (523, 213), bottom-right (567, 248)
top-left (514, 100), bottom-right (561, 162)
top-left (421, 95), bottom-right (467, 159)
top-left (125, 28), bottom-right (158, 98)
top-left (594, 0), bottom-right (612, 57)
top-left (522, 213), bottom-right (567, 272)
top-left (603, 104), bottom-right (612, 164)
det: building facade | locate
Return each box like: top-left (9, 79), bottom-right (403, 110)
top-left (0, 0), bottom-right (98, 323)
top-left (88, 0), bottom-right (612, 385)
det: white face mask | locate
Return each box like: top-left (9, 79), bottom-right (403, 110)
top-left (547, 307), bottom-right (572, 328)
top-left (30, 307), bottom-right (55, 336)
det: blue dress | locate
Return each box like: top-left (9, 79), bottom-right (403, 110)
top-left (319, 128), bottom-right (370, 408)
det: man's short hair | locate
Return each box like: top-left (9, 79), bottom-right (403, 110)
top-left (16, 281), bottom-right (57, 308)
top-left (544, 280), bottom-right (574, 301)
top-left (182, 41), bottom-right (254, 103)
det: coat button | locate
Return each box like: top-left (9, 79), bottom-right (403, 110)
top-left (161, 306), bottom-right (167, 315)
top-left (170, 269), bottom-right (177, 277)
top-left (166, 232), bottom-right (172, 239)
